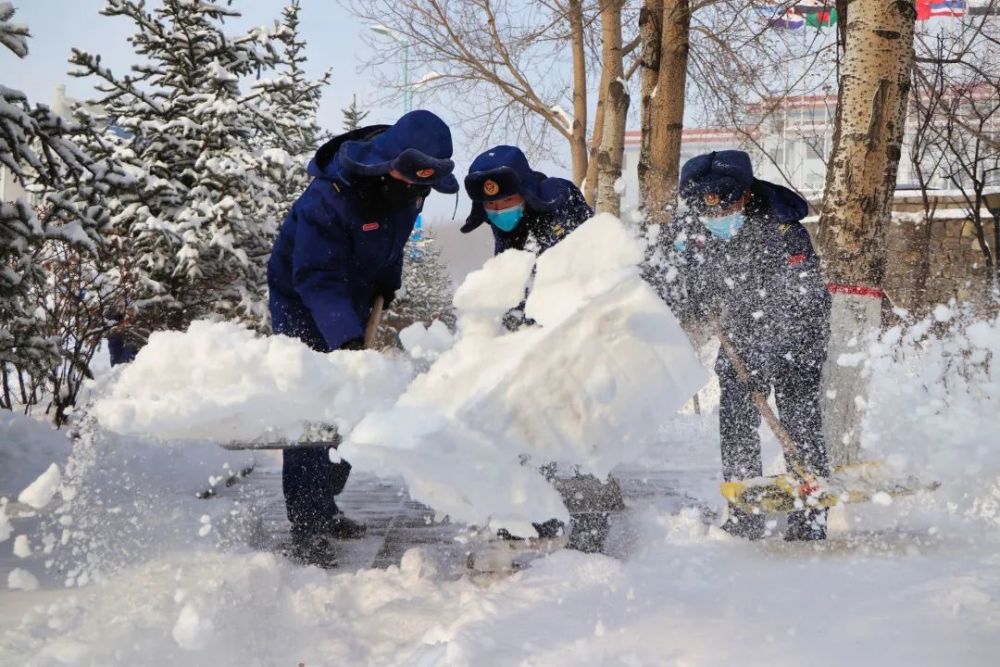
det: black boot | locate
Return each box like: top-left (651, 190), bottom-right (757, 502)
top-left (533, 518), bottom-right (566, 540)
top-left (497, 518), bottom-right (565, 542)
top-left (326, 513), bottom-right (367, 540)
top-left (568, 512), bottom-right (611, 553)
top-left (785, 508), bottom-right (827, 541)
top-left (721, 506), bottom-right (766, 540)
top-left (285, 533), bottom-right (339, 568)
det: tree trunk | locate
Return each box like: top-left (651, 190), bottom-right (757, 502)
top-left (638, 0), bottom-right (663, 207)
top-left (568, 0), bottom-right (588, 186)
top-left (594, 0), bottom-right (629, 216)
top-left (817, 0), bottom-right (916, 467)
top-left (584, 81), bottom-right (608, 206)
top-left (638, 0), bottom-right (690, 227)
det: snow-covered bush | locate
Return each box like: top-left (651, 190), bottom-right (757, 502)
top-left (1, 5), bottom-right (130, 421)
top-left (383, 228), bottom-right (457, 342)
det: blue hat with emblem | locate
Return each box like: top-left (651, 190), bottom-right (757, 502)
top-left (338, 109), bottom-right (459, 194)
top-left (463, 145), bottom-right (561, 211)
top-left (679, 150), bottom-right (755, 211)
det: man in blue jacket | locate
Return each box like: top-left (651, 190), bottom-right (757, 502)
top-left (664, 150), bottom-right (831, 541)
top-left (267, 110), bottom-right (458, 560)
top-left (461, 145), bottom-right (592, 330)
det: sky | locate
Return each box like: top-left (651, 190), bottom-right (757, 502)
top-left (2, 0), bottom-right (490, 221)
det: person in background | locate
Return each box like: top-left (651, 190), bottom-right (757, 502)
top-left (664, 149), bottom-right (831, 541)
top-left (106, 307), bottom-right (139, 367)
top-left (267, 110), bottom-right (459, 563)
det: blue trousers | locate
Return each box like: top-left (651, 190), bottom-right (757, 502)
top-left (282, 447), bottom-right (352, 537)
top-left (716, 348), bottom-right (830, 536)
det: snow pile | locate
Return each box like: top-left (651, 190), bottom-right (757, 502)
top-left (398, 319), bottom-right (454, 361)
top-left (0, 411), bottom-right (71, 494)
top-left (0, 503), bottom-right (10, 544)
top-left (17, 464), bottom-right (61, 510)
top-left (862, 311), bottom-right (1000, 527)
top-left (91, 320), bottom-right (413, 443)
top-left (4, 511), bottom-right (1000, 665)
top-left (6, 568), bottom-right (37, 592)
top-left (349, 214), bottom-right (707, 534)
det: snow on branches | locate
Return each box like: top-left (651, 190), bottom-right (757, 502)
top-left (68, 0), bottom-right (323, 332)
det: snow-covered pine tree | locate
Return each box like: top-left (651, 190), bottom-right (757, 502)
top-left (68, 0), bottom-right (294, 334)
top-left (391, 227), bottom-right (456, 333)
top-left (342, 94), bottom-right (369, 132)
top-left (253, 0), bottom-right (329, 217)
top-left (1, 4), bottom-right (126, 417)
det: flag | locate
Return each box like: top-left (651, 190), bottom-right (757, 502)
top-left (769, 8), bottom-right (805, 30)
top-left (793, 1), bottom-right (838, 28)
top-left (916, 0), bottom-right (967, 20)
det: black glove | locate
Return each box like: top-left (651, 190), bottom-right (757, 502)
top-left (339, 338), bottom-right (365, 351)
top-left (379, 289), bottom-right (396, 309)
top-left (502, 307), bottom-right (536, 332)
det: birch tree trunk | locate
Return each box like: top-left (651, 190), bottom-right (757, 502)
top-left (584, 81), bottom-right (608, 207)
top-left (817, 1), bottom-right (916, 466)
top-left (568, 0), bottom-right (588, 186)
top-left (638, 0), bottom-right (690, 226)
top-left (594, 0), bottom-right (629, 216)
top-left (638, 0), bottom-right (663, 207)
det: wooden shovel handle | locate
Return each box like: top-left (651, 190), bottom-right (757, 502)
top-left (363, 295), bottom-right (385, 350)
top-left (714, 322), bottom-right (812, 481)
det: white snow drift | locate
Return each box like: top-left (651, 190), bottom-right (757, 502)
top-left (91, 320), bottom-right (413, 443)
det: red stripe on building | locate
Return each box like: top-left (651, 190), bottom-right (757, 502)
top-left (826, 283), bottom-right (884, 299)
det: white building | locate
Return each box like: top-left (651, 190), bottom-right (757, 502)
top-left (621, 89), bottom-right (1000, 211)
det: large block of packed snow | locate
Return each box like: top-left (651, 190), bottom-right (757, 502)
top-left (349, 215), bottom-right (708, 533)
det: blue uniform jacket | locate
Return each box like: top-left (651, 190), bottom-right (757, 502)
top-left (267, 127), bottom-right (423, 352)
top-left (464, 177), bottom-right (593, 255)
top-left (664, 180), bottom-right (831, 372)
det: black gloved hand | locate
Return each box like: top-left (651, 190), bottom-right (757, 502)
top-left (379, 290), bottom-right (396, 309)
top-left (502, 307), bottom-right (537, 332)
top-left (339, 338), bottom-right (365, 351)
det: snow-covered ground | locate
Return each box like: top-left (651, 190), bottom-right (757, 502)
top-left (2, 216), bottom-right (999, 666)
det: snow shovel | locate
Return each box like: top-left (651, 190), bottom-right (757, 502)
top-left (713, 323), bottom-right (938, 513)
top-left (218, 295), bottom-right (385, 453)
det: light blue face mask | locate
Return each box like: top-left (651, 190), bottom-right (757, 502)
top-left (702, 211), bottom-right (746, 240)
top-left (486, 203), bottom-right (525, 232)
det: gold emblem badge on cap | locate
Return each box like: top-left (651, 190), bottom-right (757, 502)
top-left (703, 193), bottom-right (721, 207)
top-left (483, 179), bottom-right (500, 196)
top-left (416, 168), bottom-right (435, 178)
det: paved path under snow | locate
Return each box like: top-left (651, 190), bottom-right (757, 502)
top-left (229, 464), bottom-right (721, 575)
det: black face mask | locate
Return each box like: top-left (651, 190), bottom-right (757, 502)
top-left (352, 174), bottom-right (431, 217)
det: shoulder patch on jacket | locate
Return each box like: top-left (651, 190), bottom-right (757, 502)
top-left (362, 222), bottom-right (379, 232)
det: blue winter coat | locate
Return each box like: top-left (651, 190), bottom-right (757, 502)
top-left (664, 180), bottom-right (831, 373)
top-left (267, 127), bottom-right (425, 352)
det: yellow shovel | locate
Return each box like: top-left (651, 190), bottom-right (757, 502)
top-left (713, 324), bottom-right (938, 513)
